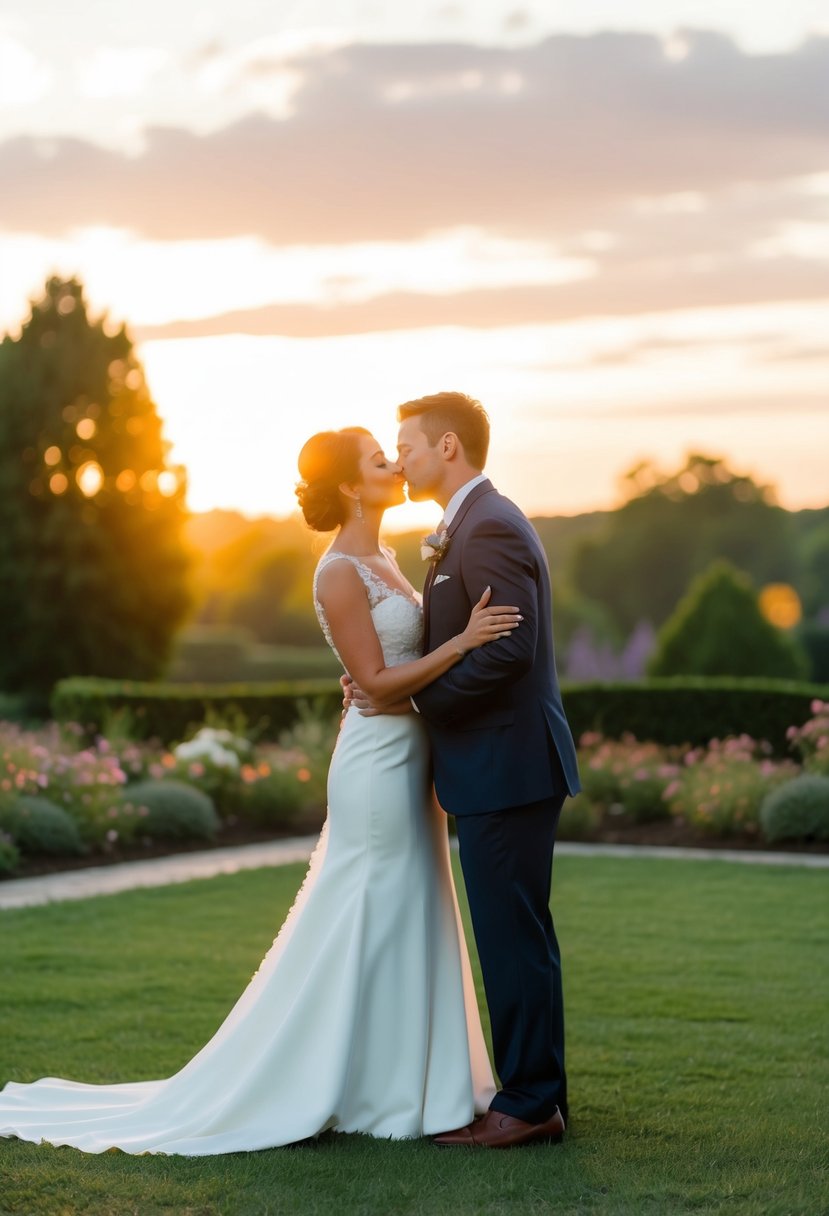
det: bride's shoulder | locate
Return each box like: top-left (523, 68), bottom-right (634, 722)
top-left (314, 552), bottom-right (366, 602)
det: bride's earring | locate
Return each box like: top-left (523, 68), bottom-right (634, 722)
top-left (355, 496), bottom-right (363, 520)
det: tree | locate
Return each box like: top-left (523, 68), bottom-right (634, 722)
top-left (569, 453), bottom-right (799, 636)
top-left (0, 277), bottom-right (194, 703)
top-left (647, 560), bottom-right (809, 679)
top-left (799, 522), bottom-right (829, 617)
top-left (223, 549), bottom-right (322, 646)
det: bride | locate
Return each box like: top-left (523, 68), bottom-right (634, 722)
top-left (0, 426), bottom-right (523, 1156)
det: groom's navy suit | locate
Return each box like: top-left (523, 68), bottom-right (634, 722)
top-left (413, 478), bottom-right (580, 1125)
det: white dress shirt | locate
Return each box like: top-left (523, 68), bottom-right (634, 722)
top-left (440, 473), bottom-right (489, 530)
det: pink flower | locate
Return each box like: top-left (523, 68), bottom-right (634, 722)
top-left (106, 828), bottom-right (118, 842)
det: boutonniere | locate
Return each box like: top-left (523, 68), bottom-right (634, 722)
top-left (420, 531), bottom-right (451, 564)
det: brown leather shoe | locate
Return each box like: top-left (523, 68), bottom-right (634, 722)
top-left (432, 1122), bottom-right (477, 1147)
top-left (433, 1107), bottom-right (565, 1149)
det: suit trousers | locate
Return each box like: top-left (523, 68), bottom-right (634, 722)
top-left (454, 753), bottom-right (568, 1125)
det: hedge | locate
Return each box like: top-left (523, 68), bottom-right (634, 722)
top-left (562, 677), bottom-right (828, 754)
top-left (51, 678), bottom-right (343, 744)
top-left (51, 675), bottom-right (828, 754)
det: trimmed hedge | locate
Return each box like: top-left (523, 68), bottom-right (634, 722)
top-left (562, 677), bottom-right (829, 755)
top-left (51, 675), bottom-right (828, 755)
top-left (51, 678), bottom-right (343, 745)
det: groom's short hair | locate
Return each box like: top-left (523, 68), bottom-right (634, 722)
top-left (397, 391), bottom-right (490, 469)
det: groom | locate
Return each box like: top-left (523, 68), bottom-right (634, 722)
top-left (354, 391), bottom-right (581, 1148)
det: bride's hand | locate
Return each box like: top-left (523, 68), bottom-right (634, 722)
top-left (455, 586), bottom-right (522, 655)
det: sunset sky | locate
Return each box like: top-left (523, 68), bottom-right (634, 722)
top-left (2, 1), bottom-right (827, 530)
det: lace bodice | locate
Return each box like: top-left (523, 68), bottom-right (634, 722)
top-left (313, 551), bottom-right (424, 670)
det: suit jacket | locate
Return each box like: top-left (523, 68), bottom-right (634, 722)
top-left (413, 479), bottom-right (581, 816)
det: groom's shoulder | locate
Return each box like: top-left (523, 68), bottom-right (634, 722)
top-left (469, 487), bottom-right (530, 530)
top-left (463, 490), bottom-right (542, 557)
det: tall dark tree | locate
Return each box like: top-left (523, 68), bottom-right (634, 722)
top-left (569, 453), bottom-right (799, 636)
top-left (0, 277), bottom-right (194, 702)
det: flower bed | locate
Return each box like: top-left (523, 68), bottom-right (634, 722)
top-left (560, 699), bottom-right (829, 847)
top-left (0, 705), bottom-right (337, 877)
top-left (2, 701), bottom-right (828, 878)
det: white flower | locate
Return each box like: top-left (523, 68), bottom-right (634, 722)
top-left (173, 737), bottom-right (240, 768)
top-left (420, 531), bottom-right (451, 564)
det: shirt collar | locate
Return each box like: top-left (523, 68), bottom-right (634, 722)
top-left (442, 473), bottom-right (488, 528)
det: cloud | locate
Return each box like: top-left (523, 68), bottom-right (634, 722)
top-left (1, 30), bottom-right (827, 246)
top-left (0, 32), bottom-right (52, 105)
top-left (77, 47), bottom-right (169, 100)
top-left (130, 248), bottom-right (829, 341)
top-left (576, 392), bottom-right (829, 419)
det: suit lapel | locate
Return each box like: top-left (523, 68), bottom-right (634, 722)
top-left (423, 560), bottom-right (437, 648)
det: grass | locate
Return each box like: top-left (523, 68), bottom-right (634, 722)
top-left (0, 855), bottom-right (827, 1216)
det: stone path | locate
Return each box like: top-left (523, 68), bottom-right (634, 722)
top-left (0, 837), bottom-right (319, 911)
top-left (1, 837), bottom-right (826, 911)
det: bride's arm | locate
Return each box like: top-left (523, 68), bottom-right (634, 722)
top-left (317, 561), bottom-right (520, 704)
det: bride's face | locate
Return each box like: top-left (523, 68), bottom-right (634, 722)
top-left (353, 434), bottom-right (406, 510)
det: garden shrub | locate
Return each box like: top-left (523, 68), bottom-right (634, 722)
top-left (0, 718), bottom-right (137, 848)
top-left (0, 794), bottom-right (85, 856)
top-left (797, 622), bottom-right (829, 684)
top-left (47, 751), bottom-right (136, 848)
top-left (170, 726), bottom-right (250, 816)
top-left (578, 733), bottom-right (679, 822)
top-left (786, 699), bottom-right (829, 776)
top-left (276, 700), bottom-right (340, 808)
top-left (0, 830), bottom-right (20, 875)
top-left (235, 766), bottom-right (313, 827)
top-left (647, 560), bottom-right (808, 680)
top-left (557, 793), bottom-right (600, 841)
top-left (123, 780), bottom-right (220, 841)
top-left (760, 775), bottom-right (829, 843)
top-left (665, 736), bottom-right (797, 836)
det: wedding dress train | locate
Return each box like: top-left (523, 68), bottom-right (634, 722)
top-left (0, 552), bottom-right (495, 1154)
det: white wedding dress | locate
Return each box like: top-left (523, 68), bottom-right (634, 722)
top-left (0, 551), bottom-right (495, 1155)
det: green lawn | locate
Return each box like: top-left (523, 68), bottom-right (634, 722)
top-left (0, 855), bottom-right (827, 1216)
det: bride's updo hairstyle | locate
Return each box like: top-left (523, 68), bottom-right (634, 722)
top-left (296, 427), bottom-right (372, 532)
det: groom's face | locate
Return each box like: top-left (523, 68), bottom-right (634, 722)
top-left (396, 417), bottom-right (444, 502)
